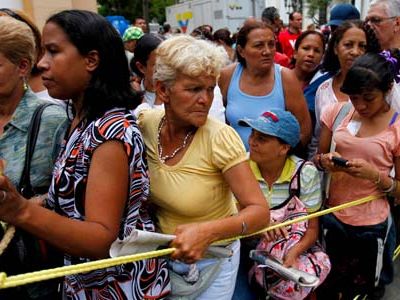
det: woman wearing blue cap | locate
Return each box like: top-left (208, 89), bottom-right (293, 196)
top-left (233, 109), bottom-right (330, 300)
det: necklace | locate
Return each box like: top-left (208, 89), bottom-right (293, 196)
top-left (157, 116), bottom-right (194, 163)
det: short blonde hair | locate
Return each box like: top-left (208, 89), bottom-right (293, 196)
top-left (0, 16), bottom-right (35, 70)
top-left (154, 34), bottom-right (228, 85)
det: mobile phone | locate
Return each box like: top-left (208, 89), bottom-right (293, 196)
top-left (332, 156), bottom-right (349, 167)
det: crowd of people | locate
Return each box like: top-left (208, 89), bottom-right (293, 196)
top-left (0, 1), bottom-right (399, 300)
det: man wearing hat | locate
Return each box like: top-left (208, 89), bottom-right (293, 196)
top-left (122, 26), bottom-right (144, 72)
top-left (328, 3), bottom-right (360, 32)
top-left (123, 26), bottom-right (144, 54)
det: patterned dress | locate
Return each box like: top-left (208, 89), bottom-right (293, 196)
top-left (47, 108), bottom-right (170, 299)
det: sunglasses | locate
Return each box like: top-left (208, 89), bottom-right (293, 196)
top-left (365, 16), bottom-right (397, 25)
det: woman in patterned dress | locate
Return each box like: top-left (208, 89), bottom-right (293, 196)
top-left (0, 10), bottom-right (170, 299)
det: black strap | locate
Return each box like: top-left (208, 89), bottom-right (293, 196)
top-left (289, 160), bottom-right (308, 198)
top-left (271, 160), bottom-right (307, 210)
top-left (18, 103), bottom-right (54, 197)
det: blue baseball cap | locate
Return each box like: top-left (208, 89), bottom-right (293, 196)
top-left (328, 4), bottom-right (360, 26)
top-left (238, 109), bottom-right (300, 148)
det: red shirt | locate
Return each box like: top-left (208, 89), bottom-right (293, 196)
top-left (274, 52), bottom-right (290, 68)
top-left (278, 29), bottom-right (301, 60)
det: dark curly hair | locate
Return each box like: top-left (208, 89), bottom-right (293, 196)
top-left (322, 20), bottom-right (381, 75)
top-left (341, 49), bottom-right (400, 95)
top-left (46, 10), bottom-right (141, 121)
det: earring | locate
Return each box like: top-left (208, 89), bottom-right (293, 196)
top-left (23, 78), bottom-right (28, 92)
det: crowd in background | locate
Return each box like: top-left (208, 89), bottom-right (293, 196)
top-left (0, 1), bottom-right (399, 300)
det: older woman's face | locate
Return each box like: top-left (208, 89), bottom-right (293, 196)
top-left (248, 130), bottom-right (288, 165)
top-left (334, 27), bottom-right (367, 73)
top-left (0, 53), bottom-right (26, 99)
top-left (161, 73), bottom-right (215, 127)
top-left (239, 28), bottom-right (275, 70)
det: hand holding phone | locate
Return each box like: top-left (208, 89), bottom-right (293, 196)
top-left (331, 156), bottom-right (349, 168)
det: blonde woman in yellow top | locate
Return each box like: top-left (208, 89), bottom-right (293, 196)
top-left (139, 35), bottom-right (269, 299)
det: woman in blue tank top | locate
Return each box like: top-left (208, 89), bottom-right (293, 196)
top-left (219, 19), bottom-right (311, 150)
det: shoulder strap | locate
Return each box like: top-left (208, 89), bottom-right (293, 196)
top-left (330, 102), bottom-right (352, 153)
top-left (324, 102), bottom-right (352, 199)
top-left (19, 103), bottom-right (54, 197)
top-left (271, 160), bottom-right (307, 210)
top-left (289, 160), bottom-right (307, 198)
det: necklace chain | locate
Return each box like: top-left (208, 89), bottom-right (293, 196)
top-left (157, 116), bottom-right (194, 163)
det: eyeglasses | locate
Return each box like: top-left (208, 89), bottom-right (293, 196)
top-left (365, 16), bottom-right (397, 25)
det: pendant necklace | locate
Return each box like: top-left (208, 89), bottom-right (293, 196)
top-left (157, 116), bottom-right (194, 163)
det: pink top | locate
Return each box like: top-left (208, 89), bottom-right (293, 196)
top-left (322, 103), bottom-right (400, 226)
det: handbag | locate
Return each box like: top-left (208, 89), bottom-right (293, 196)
top-left (0, 103), bottom-right (63, 299)
top-left (250, 161), bottom-right (331, 300)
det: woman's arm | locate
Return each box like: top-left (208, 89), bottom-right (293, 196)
top-left (283, 218), bottom-right (319, 267)
top-left (342, 156), bottom-right (400, 199)
top-left (282, 68), bottom-right (312, 147)
top-left (171, 161), bottom-right (269, 263)
top-left (218, 63), bottom-right (236, 107)
top-left (0, 140), bottom-right (129, 259)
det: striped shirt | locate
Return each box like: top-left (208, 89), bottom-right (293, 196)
top-left (250, 155), bottom-right (322, 213)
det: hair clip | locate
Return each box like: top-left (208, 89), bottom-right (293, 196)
top-left (380, 50), bottom-right (400, 83)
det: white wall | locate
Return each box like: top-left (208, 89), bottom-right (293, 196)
top-left (0, 0), bottom-right (23, 9)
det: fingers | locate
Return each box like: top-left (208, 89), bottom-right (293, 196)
top-left (170, 238), bottom-right (204, 263)
top-left (263, 228), bottom-right (289, 241)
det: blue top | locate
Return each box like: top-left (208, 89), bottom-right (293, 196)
top-left (226, 63), bottom-right (285, 149)
top-left (304, 71), bottom-right (332, 112)
top-left (0, 89), bottom-right (68, 188)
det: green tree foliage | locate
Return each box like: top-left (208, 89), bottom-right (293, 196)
top-left (150, 0), bottom-right (176, 23)
top-left (305, 0), bottom-right (330, 25)
top-left (98, 0), bottom-right (176, 24)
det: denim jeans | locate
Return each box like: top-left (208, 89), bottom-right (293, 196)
top-left (196, 240), bottom-right (240, 300)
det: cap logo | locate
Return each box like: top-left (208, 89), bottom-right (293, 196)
top-left (262, 111), bottom-right (279, 122)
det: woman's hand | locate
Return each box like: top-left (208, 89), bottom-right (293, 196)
top-left (0, 175), bottom-right (28, 224)
top-left (319, 152), bottom-right (349, 172)
top-left (171, 222), bottom-right (215, 263)
top-left (345, 158), bottom-right (378, 181)
top-left (262, 224), bottom-right (289, 242)
top-left (283, 247), bottom-right (300, 268)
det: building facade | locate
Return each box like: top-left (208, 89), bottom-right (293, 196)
top-left (0, 0), bottom-right (97, 30)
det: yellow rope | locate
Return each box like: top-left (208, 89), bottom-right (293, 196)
top-left (394, 244), bottom-right (400, 261)
top-left (0, 248), bottom-right (175, 289)
top-left (0, 193), bottom-right (386, 289)
top-left (0, 225), bottom-right (15, 256)
top-left (216, 194), bottom-right (383, 245)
